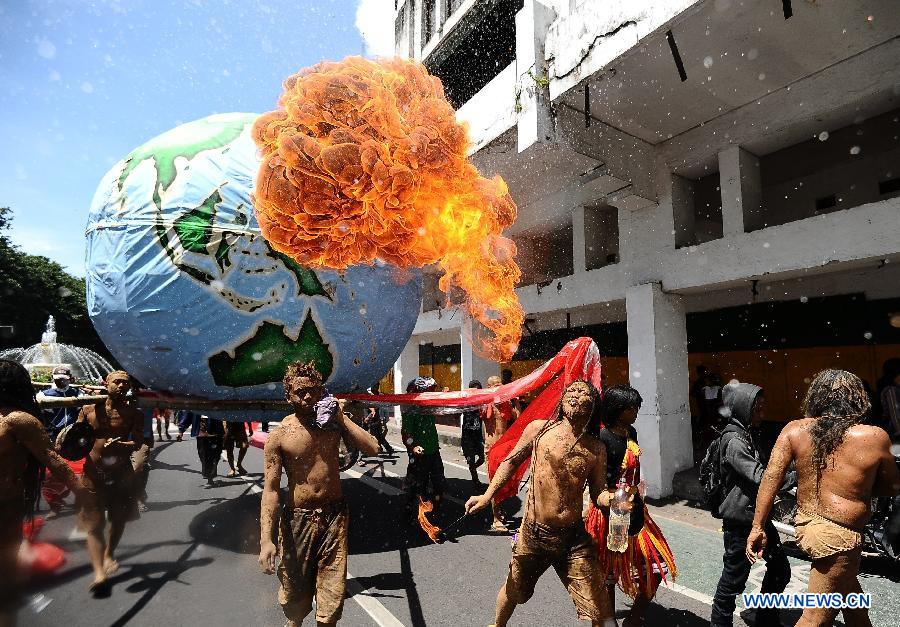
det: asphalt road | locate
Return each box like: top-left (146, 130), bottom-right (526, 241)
top-left (20, 425), bottom-right (900, 626)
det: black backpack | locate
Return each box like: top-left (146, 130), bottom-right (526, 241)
top-left (699, 431), bottom-right (730, 518)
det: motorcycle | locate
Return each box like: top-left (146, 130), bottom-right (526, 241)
top-left (771, 444), bottom-right (900, 563)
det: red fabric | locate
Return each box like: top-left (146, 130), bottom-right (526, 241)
top-left (340, 337), bottom-right (601, 409)
top-left (249, 430), bottom-right (268, 450)
top-left (19, 541), bottom-right (67, 578)
top-left (251, 337), bottom-right (603, 503)
top-left (484, 338), bottom-right (602, 502)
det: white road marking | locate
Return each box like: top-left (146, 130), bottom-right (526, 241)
top-left (667, 581), bottom-right (716, 606)
top-left (349, 466), bottom-right (467, 507)
top-left (68, 526), bottom-right (87, 541)
top-left (386, 439), bottom-right (487, 477)
top-left (346, 574), bottom-right (407, 627)
top-left (342, 468), bottom-right (404, 496)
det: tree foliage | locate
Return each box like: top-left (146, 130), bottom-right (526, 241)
top-left (0, 206), bottom-right (112, 359)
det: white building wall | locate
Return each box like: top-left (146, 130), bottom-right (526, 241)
top-left (395, 0), bottom-right (900, 496)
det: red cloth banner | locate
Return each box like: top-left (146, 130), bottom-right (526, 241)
top-left (344, 337), bottom-right (603, 502)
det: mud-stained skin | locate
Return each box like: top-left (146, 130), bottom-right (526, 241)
top-left (76, 371), bottom-right (145, 590)
top-left (465, 381), bottom-right (614, 627)
top-left (258, 372), bottom-right (379, 625)
top-left (749, 414), bottom-right (900, 627)
top-left (0, 406), bottom-right (88, 619)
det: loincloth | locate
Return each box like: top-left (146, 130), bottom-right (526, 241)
top-left (79, 461), bottom-right (139, 526)
top-left (795, 507), bottom-right (862, 560)
top-left (277, 500), bottom-right (348, 624)
top-left (506, 518), bottom-right (612, 621)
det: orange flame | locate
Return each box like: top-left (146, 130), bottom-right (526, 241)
top-left (417, 497), bottom-right (442, 543)
top-left (252, 56), bottom-right (524, 361)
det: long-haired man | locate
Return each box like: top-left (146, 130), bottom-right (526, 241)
top-left (0, 360), bottom-right (88, 620)
top-left (749, 369), bottom-right (900, 627)
top-left (465, 380), bottom-right (615, 627)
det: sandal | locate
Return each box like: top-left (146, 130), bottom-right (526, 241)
top-left (490, 521), bottom-right (509, 534)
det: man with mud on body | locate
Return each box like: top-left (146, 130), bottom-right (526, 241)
top-left (0, 360), bottom-right (90, 623)
top-left (482, 374), bottom-right (519, 531)
top-left (749, 369), bottom-right (900, 627)
top-left (76, 370), bottom-right (145, 595)
top-left (466, 380), bottom-right (616, 627)
top-left (258, 361), bottom-right (379, 626)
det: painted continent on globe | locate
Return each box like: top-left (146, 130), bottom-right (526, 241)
top-left (85, 113), bottom-right (423, 399)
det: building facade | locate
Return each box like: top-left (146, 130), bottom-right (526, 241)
top-left (391, 0), bottom-right (900, 497)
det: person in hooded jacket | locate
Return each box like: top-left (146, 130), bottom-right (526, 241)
top-left (710, 382), bottom-right (791, 627)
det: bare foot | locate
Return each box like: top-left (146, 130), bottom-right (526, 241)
top-left (226, 469), bottom-right (237, 478)
top-left (490, 521), bottom-right (508, 533)
top-left (103, 557), bottom-right (119, 575)
top-left (89, 574), bottom-right (108, 595)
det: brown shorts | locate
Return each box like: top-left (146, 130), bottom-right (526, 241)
top-left (506, 518), bottom-right (612, 621)
top-left (223, 422), bottom-right (248, 447)
top-left (795, 508), bottom-right (862, 560)
top-left (277, 501), bottom-right (348, 624)
top-left (78, 462), bottom-right (140, 529)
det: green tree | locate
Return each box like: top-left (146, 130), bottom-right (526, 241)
top-left (0, 206), bottom-right (112, 360)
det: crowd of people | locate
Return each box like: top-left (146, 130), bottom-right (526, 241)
top-left (0, 355), bottom-right (898, 626)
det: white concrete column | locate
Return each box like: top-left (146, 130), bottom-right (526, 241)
top-left (412, 0), bottom-right (423, 60)
top-left (719, 145), bottom-right (761, 236)
top-left (625, 282), bottom-right (693, 499)
top-left (516, 0), bottom-right (557, 151)
top-left (572, 205), bottom-right (587, 273)
top-left (459, 320), bottom-right (499, 388)
top-left (393, 337), bottom-right (420, 426)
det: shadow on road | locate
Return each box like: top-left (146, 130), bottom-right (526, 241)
top-left (106, 541), bottom-right (212, 627)
top-left (189, 490), bottom-right (262, 555)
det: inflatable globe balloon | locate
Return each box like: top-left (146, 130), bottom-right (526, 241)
top-left (86, 113), bottom-right (423, 399)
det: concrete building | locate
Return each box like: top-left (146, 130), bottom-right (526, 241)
top-left (390, 0), bottom-right (900, 497)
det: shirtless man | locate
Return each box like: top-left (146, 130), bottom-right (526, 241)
top-left (482, 374), bottom-right (519, 531)
top-left (77, 370), bottom-right (145, 594)
top-left (0, 360), bottom-right (89, 623)
top-left (749, 369), bottom-right (900, 627)
top-left (258, 361), bottom-right (379, 626)
top-left (466, 380), bottom-right (615, 627)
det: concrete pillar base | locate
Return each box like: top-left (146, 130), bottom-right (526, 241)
top-left (625, 282), bottom-right (693, 498)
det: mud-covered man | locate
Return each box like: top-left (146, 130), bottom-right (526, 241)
top-left (77, 369), bottom-right (145, 594)
top-left (258, 361), bottom-right (379, 626)
top-left (482, 374), bottom-right (519, 531)
top-left (749, 369), bottom-right (900, 627)
top-left (465, 380), bottom-right (615, 627)
top-left (0, 360), bottom-right (90, 621)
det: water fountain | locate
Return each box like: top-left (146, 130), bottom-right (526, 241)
top-left (0, 316), bottom-right (114, 382)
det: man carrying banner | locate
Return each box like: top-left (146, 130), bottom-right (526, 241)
top-left (259, 361), bottom-right (379, 626)
top-left (465, 380), bottom-right (615, 627)
top-left (77, 370), bottom-right (145, 594)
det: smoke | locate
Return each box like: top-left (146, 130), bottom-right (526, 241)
top-left (355, 0), bottom-right (395, 58)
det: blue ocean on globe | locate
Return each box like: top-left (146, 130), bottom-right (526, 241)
top-left (85, 113), bottom-right (423, 400)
